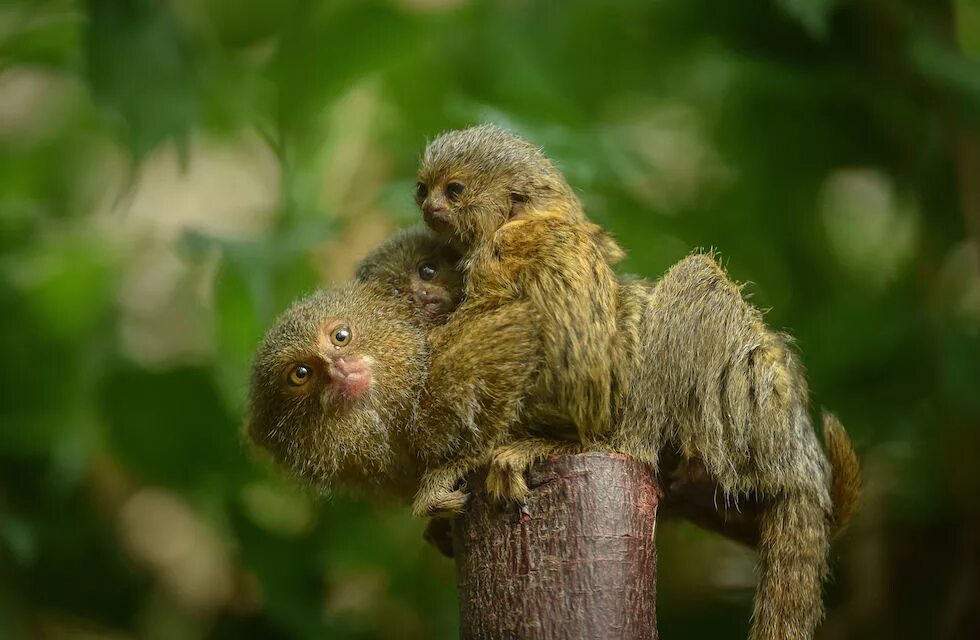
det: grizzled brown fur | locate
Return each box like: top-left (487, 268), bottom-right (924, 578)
top-left (248, 227), bottom-right (465, 503)
top-left (417, 124), bottom-right (586, 246)
top-left (248, 237), bottom-right (860, 640)
top-left (485, 254), bottom-right (861, 640)
top-left (413, 125), bottom-right (860, 640)
top-left (411, 125), bottom-right (624, 516)
top-left (613, 254), bottom-right (859, 640)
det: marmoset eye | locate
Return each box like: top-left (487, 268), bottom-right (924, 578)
top-left (287, 365), bottom-right (312, 387)
top-left (418, 262), bottom-right (438, 281)
top-left (416, 182), bottom-right (429, 201)
top-left (330, 324), bottom-right (352, 347)
top-left (446, 181), bottom-right (465, 201)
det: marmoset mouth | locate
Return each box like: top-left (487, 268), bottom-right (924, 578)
top-left (422, 210), bottom-right (453, 236)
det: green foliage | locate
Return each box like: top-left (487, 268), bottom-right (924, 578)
top-left (776, 0), bottom-right (840, 38)
top-left (86, 0), bottom-right (202, 160)
top-left (1, 0), bottom-right (979, 638)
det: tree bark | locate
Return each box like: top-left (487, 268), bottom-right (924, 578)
top-left (452, 452), bottom-right (660, 640)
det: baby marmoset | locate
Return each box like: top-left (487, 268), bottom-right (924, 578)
top-left (355, 225), bottom-right (464, 324)
top-left (409, 124), bottom-right (624, 516)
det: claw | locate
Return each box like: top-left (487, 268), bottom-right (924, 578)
top-left (416, 489), bottom-right (470, 518)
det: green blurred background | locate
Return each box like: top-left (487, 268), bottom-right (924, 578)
top-left (2, 0), bottom-right (979, 638)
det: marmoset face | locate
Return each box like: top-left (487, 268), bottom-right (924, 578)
top-left (247, 282), bottom-right (428, 492)
top-left (356, 226), bottom-right (464, 322)
top-left (416, 124), bottom-right (570, 249)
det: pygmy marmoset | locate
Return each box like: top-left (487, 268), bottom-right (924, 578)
top-left (247, 237), bottom-right (859, 640)
top-left (410, 124), bottom-right (624, 517)
top-left (248, 225), bottom-right (465, 501)
top-left (355, 225), bottom-right (463, 325)
top-left (412, 125), bottom-right (860, 640)
top-left (246, 280), bottom-right (429, 502)
top-left (247, 127), bottom-right (861, 640)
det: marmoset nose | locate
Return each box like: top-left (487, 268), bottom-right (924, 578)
top-left (423, 201), bottom-right (446, 219)
top-left (411, 287), bottom-right (449, 317)
top-left (327, 357), bottom-right (372, 400)
top-left (422, 202), bottom-right (450, 232)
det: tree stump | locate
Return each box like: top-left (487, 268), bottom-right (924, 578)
top-left (452, 452), bottom-right (660, 640)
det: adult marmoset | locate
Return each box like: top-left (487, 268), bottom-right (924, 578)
top-left (484, 253), bottom-right (861, 640)
top-left (248, 226), bottom-right (463, 498)
top-left (617, 254), bottom-right (860, 640)
top-left (246, 281), bottom-right (429, 501)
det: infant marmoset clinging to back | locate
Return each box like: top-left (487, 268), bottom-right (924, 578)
top-left (409, 124), bottom-right (625, 517)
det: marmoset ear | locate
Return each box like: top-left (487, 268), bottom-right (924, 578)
top-left (508, 191), bottom-right (530, 219)
top-left (593, 229), bottom-right (625, 265)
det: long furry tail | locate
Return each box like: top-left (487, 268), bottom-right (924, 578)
top-left (751, 493), bottom-right (829, 640)
top-left (822, 412), bottom-right (861, 537)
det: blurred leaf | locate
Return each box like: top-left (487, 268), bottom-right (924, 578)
top-left (956, 0), bottom-right (980, 57)
top-left (194, 0), bottom-right (289, 49)
top-left (0, 584), bottom-right (30, 639)
top-left (909, 35), bottom-right (980, 118)
top-left (3, 232), bottom-right (117, 341)
top-left (100, 365), bottom-right (247, 491)
top-left (232, 508), bottom-right (335, 639)
top-left (240, 480), bottom-right (314, 537)
top-left (0, 459), bottom-right (149, 629)
top-left (211, 261), bottom-right (267, 415)
top-left (0, 514), bottom-right (36, 566)
top-left (272, 1), bottom-right (420, 139)
top-left (940, 330), bottom-right (980, 418)
top-left (85, 0), bottom-right (202, 159)
top-left (0, 1), bottom-right (83, 69)
top-left (774, 0), bottom-right (840, 38)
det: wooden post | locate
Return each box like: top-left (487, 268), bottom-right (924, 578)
top-left (452, 452), bottom-right (660, 640)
